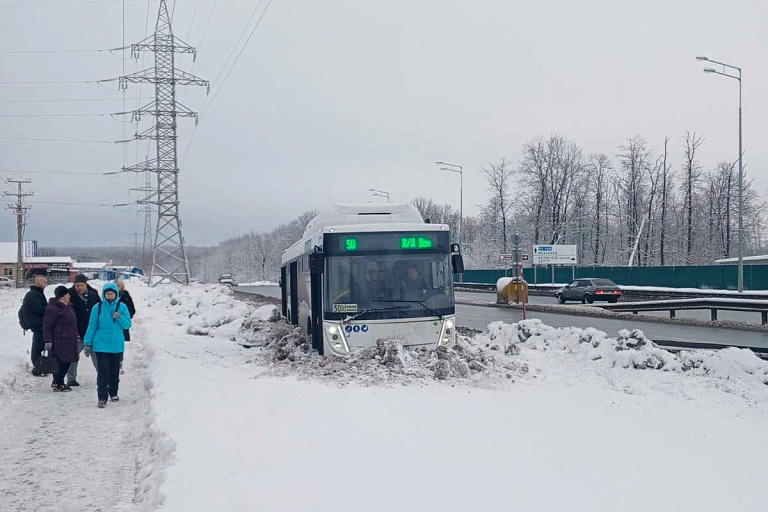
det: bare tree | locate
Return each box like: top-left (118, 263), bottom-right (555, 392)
top-left (658, 137), bottom-right (672, 265)
top-left (681, 131), bottom-right (704, 263)
top-left (587, 153), bottom-right (612, 264)
top-left (482, 158), bottom-right (514, 253)
top-left (617, 136), bottom-right (651, 265)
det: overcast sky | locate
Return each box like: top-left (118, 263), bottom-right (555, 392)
top-left (0, 0), bottom-right (766, 248)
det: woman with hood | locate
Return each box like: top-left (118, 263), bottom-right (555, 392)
top-left (42, 285), bottom-right (80, 392)
top-left (84, 282), bottom-right (132, 408)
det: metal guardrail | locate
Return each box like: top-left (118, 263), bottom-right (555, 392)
top-left (596, 298), bottom-right (768, 325)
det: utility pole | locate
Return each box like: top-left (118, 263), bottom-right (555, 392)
top-left (4, 179), bottom-right (33, 288)
top-left (119, 0), bottom-right (209, 285)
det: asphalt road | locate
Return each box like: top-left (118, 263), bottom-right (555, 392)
top-left (235, 286), bottom-right (768, 350)
top-left (460, 290), bottom-right (768, 325)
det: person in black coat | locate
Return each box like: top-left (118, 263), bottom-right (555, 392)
top-left (21, 274), bottom-right (48, 375)
top-left (116, 279), bottom-right (135, 341)
top-left (66, 274), bottom-right (100, 385)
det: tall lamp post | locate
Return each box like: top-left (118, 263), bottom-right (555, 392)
top-left (369, 188), bottom-right (390, 202)
top-left (696, 55), bottom-right (743, 292)
top-left (435, 161), bottom-right (463, 253)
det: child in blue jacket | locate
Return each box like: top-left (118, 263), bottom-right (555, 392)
top-left (84, 282), bottom-right (132, 408)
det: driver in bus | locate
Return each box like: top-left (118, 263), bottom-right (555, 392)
top-left (401, 265), bottom-right (428, 298)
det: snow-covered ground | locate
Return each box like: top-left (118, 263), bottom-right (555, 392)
top-left (2, 282), bottom-right (768, 511)
top-left (235, 280), bottom-right (278, 287)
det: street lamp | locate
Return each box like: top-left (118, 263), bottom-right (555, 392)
top-left (435, 161), bottom-right (463, 253)
top-left (696, 55), bottom-right (744, 292)
top-left (369, 188), bottom-right (390, 202)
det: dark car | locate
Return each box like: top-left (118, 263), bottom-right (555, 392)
top-left (556, 278), bottom-right (621, 304)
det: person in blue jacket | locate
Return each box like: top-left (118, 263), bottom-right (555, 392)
top-left (83, 282), bottom-right (132, 409)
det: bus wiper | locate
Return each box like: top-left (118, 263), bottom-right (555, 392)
top-left (372, 300), bottom-right (443, 320)
top-left (342, 306), bottom-right (411, 324)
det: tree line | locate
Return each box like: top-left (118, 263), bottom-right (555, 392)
top-left (192, 132), bottom-right (766, 281)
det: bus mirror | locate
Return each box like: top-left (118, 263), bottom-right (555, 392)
top-left (450, 243), bottom-right (461, 253)
top-left (309, 252), bottom-right (325, 274)
top-left (452, 254), bottom-right (465, 274)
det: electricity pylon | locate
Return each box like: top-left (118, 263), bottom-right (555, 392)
top-left (120, 0), bottom-right (209, 285)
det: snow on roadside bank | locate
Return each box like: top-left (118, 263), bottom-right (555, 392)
top-left (138, 283), bottom-right (768, 395)
top-left (0, 288), bottom-right (35, 396)
top-left (131, 284), bottom-right (768, 511)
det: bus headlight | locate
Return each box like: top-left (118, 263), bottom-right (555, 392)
top-left (438, 316), bottom-right (456, 347)
top-left (324, 322), bottom-right (350, 355)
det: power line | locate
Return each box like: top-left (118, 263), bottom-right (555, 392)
top-left (0, 0), bottom-right (138, 8)
top-left (205, 0), bottom-right (274, 110)
top-left (185, 0), bottom-right (203, 40)
top-left (0, 47), bottom-right (128, 55)
top-left (0, 112), bottom-right (114, 118)
top-left (0, 97), bottom-right (151, 103)
top-left (0, 136), bottom-right (118, 143)
top-left (0, 78), bottom-right (118, 85)
top-left (27, 201), bottom-right (123, 206)
top-left (0, 169), bottom-right (115, 175)
top-left (182, 0), bottom-right (274, 165)
top-left (196, 0), bottom-right (219, 52)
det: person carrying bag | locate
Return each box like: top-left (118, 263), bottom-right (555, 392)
top-left (42, 286), bottom-right (80, 392)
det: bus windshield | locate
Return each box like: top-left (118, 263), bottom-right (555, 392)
top-left (325, 253), bottom-right (455, 320)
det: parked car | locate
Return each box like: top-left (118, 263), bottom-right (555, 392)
top-left (556, 278), bottom-right (621, 304)
top-left (218, 273), bottom-right (238, 287)
top-left (0, 276), bottom-right (13, 287)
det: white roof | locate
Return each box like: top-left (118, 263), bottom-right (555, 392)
top-left (302, 203), bottom-right (424, 238)
top-left (25, 256), bottom-right (74, 265)
top-left (72, 262), bottom-right (107, 270)
top-left (0, 242), bottom-right (17, 263)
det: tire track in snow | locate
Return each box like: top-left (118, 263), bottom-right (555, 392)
top-left (0, 320), bottom-right (156, 512)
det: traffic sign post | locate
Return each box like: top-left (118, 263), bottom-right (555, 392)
top-left (532, 245), bottom-right (578, 285)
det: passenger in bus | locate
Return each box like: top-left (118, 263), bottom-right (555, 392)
top-left (364, 260), bottom-right (391, 301)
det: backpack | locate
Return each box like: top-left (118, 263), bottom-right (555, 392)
top-left (18, 306), bottom-right (28, 332)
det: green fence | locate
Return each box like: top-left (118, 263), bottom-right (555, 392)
top-left (458, 265), bottom-right (768, 291)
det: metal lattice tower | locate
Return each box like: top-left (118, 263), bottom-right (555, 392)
top-left (140, 166), bottom-right (154, 272)
top-left (120, 0), bottom-right (209, 285)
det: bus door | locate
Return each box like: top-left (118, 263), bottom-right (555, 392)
top-left (280, 266), bottom-right (288, 318)
top-left (289, 261), bottom-right (299, 326)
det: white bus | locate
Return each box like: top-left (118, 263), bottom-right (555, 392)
top-left (280, 203), bottom-right (464, 356)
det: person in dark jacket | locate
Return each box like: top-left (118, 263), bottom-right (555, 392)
top-left (66, 274), bottom-right (100, 386)
top-left (42, 286), bottom-right (80, 392)
top-left (115, 279), bottom-right (135, 341)
top-left (21, 274), bottom-right (48, 376)
top-left (84, 282), bottom-right (132, 408)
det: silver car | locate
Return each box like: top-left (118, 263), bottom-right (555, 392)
top-left (556, 278), bottom-right (621, 304)
top-left (0, 276), bottom-right (14, 287)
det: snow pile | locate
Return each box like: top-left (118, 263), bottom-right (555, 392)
top-left (143, 283), bottom-right (251, 338)
top-left (234, 310), bottom-right (768, 391)
top-left (0, 288), bottom-right (33, 396)
top-left (477, 319), bottom-right (768, 386)
top-left (236, 280), bottom-right (278, 287)
top-left (237, 316), bottom-right (528, 385)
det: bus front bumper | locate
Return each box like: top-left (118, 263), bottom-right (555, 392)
top-left (322, 316), bottom-right (456, 357)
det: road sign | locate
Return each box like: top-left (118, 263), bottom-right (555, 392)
top-left (521, 254), bottom-right (529, 261)
top-left (500, 254), bottom-right (515, 261)
top-left (532, 245), bottom-right (577, 265)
